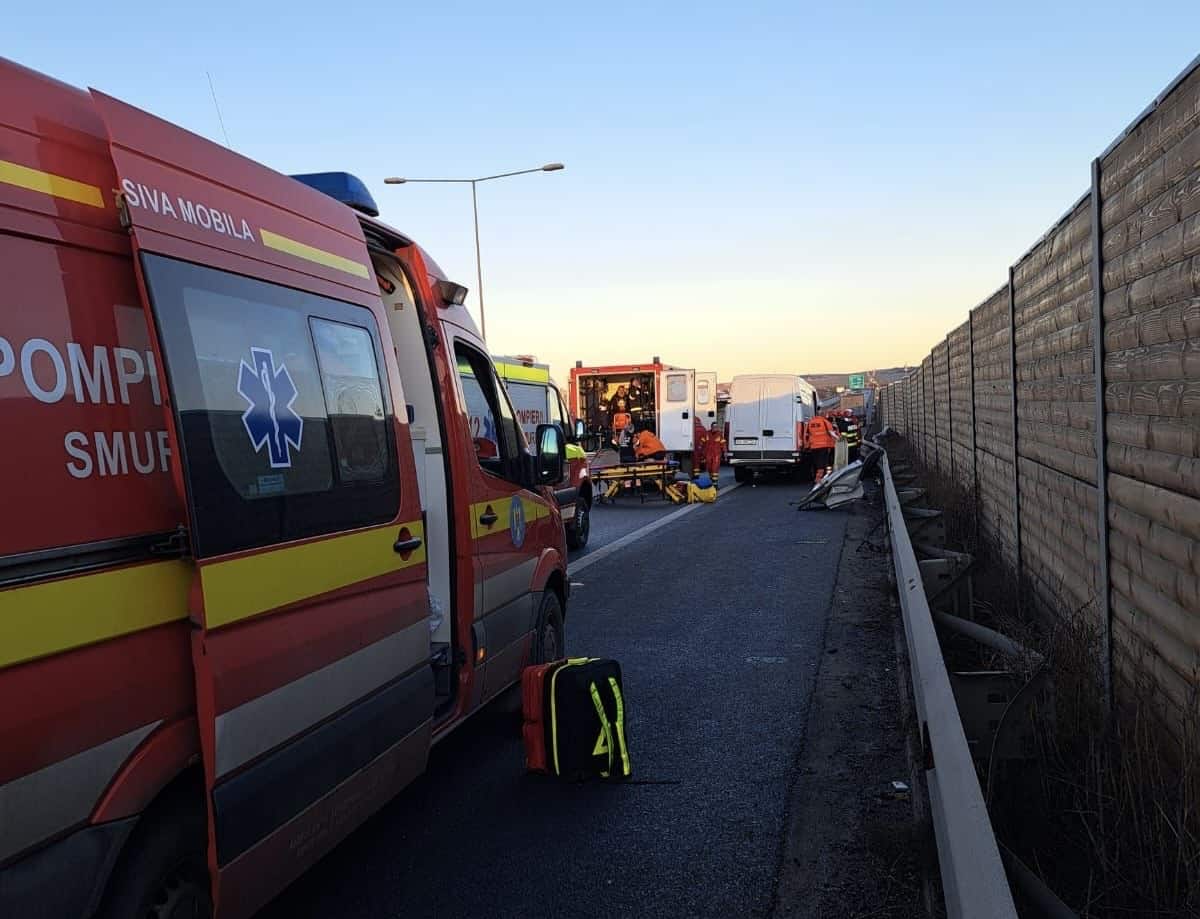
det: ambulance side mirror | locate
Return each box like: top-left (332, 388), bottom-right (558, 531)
top-left (532, 423), bottom-right (565, 486)
top-left (573, 418), bottom-right (585, 441)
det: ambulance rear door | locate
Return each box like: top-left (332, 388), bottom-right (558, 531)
top-left (93, 91), bottom-right (433, 916)
top-left (695, 371), bottom-right (718, 428)
top-left (659, 368), bottom-right (695, 451)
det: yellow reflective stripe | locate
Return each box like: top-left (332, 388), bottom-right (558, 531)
top-left (550, 663), bottom-right (564, 775)
top-left (495, 362), bottom-right (549, 384)
top-left (0, 159), bottom-right (105, 208)
top-left (259, 228), bottom-right (370, 280)
top-left (0, 560), bottom-right (190, 668)
top-left (588, 680), bottom-right (614, 778)
top-left (565, 443), bottom-right (586, 461)
top-left (201, 521), bottom-right (425, 629)
top-left (608, 675), bottom-right (631, 777)
top-left (469, 496), bottom-right (552, 541)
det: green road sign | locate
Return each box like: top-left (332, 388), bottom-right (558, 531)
top-left (848, 373), bottom-right (865, 390)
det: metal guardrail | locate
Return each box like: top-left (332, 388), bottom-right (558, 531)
top-left (879, 451), bottom-right (1019, 919)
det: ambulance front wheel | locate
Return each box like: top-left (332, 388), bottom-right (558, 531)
top-left (98, 782), bottom-right (211, 919)
top-left (566, 498), bottom-right (590, 550)
top-left (534, 590), bottom-right (565, 664)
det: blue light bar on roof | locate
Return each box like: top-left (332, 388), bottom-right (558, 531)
top-left (290, 172), bottom-right (379, 218)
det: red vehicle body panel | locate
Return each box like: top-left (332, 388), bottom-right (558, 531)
top-left (0, 57), bottom-right (567, 919)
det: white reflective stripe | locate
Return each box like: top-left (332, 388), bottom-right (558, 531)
top-left (0, 721), bottom-right (158, 862)
top-left (214, 621), bottom-right (427, 778)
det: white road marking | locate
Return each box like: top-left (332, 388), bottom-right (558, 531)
top-left (568, 482), bottom-right (743, 574)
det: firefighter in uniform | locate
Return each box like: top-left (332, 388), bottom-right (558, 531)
top-left (704, 421), bottom-right (725, 480)
top-left (834, 411), bottom-right (861, 461)
top-left (806, 414), bottom-right (838, 482)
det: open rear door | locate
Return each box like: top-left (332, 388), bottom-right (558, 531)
top-left (659, 368), bottom-right (695, 451)
top-left (695, 371), bottom-right (718, 427)
top-left (92, 90), bottom-right (433, 918)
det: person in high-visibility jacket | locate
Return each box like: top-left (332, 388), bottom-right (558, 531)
top-left (633, 427), bottom-right (667, 461)
top-left (704, 422), bottom-right (725, 480)
top-left (806, 414), bottom-right (838, 482)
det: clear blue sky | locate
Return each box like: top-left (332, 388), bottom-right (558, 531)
top-left (10, 2), bottom-right (1199, 380)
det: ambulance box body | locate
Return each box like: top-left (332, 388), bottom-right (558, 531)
top-left (568, 359), bottom-right (718, 472)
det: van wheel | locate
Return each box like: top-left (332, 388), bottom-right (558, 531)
top-left (98, 793), bottom-right (211, 919)
top-left (566, 498), bottom-right (590, 550)
top-left (534, 590), bottom-right (565, 664)
top-left (733, 466), bottom-right (748, 483)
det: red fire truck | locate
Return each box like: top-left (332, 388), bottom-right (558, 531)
top-left (568, 358), bottom-right (718, 473)
top-left (0, 59), bottom-right (569, 919)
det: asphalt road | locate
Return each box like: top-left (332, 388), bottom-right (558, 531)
top-left (570, 465), bottom-right (737, 562)
top-left (261, 478), bottom-right (851, 919)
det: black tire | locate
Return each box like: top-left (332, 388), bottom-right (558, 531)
top-left (565, 497), bottom-right (590, 550)
top-left (733, 465), bottom-right (748, 483)
top-left (533, 589), bottom-right (565, 664)
top-left (493, 589), bottom-right (566, 720)
top-left (98, 788), bottom-right (211, 919)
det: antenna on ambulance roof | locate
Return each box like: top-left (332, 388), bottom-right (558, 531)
top-left (206, 71), bottom-right (233, 149)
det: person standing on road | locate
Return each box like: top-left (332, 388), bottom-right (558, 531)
top-left (694, 422), bottom-right (709, 479)
top-left (805, 414), bottom-right (837, 482)
top-left (704, 421), bottom-right (724, 480)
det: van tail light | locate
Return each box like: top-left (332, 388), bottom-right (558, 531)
top-left (796, 421), bottom-right (806, 450)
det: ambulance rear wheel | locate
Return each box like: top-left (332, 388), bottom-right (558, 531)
top-left (99, 789), bottom-right (211, 919)
top-left (733, 466), bottom-right (749, 483)
top-left (534, 590), bottom-right (565, 664)
top-left (566, 498), bottom-right (590, 550)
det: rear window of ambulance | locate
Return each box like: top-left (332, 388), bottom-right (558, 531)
top-left (141, 254), bottom-right (399, 557)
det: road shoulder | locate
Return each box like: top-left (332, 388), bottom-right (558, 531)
top-left (771, 488), bottom-right (926, 919)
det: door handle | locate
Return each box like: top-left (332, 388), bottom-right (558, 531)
top-left (762, 429), bottom-right (774, 436)
top-left (479, 511), bottom-right (499, 526)
top-left (682, 411), bottom-right (689, 419)
top-left (394, 536), bottom-right (423, 554)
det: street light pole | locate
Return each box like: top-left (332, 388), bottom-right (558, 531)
top-left (384, 163), bottom-right (564, 342)
top-left (470, 180), bottom-right (485, 340)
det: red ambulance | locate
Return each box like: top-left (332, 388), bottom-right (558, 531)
top-left (493, 356), bottom-right (592, 548)
top-left (0, 59), bottom-right (570, 919)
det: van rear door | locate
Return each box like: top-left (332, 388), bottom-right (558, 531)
top-left (730, 377), bottom-right (763, 459)
top-left (762, 376), bottom-right (798, 458)
top-left (659, 368), bottom-right (695, 451)
top-left (93, 91), bottom-right (433, 917)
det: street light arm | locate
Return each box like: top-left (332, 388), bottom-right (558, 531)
top-left (387, 164), bottom-right (564, 185)
top-left (475, 164), bottom-right (563, 182)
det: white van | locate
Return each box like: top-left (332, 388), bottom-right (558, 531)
top-left (729, 374), bottom-right (818, 481)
